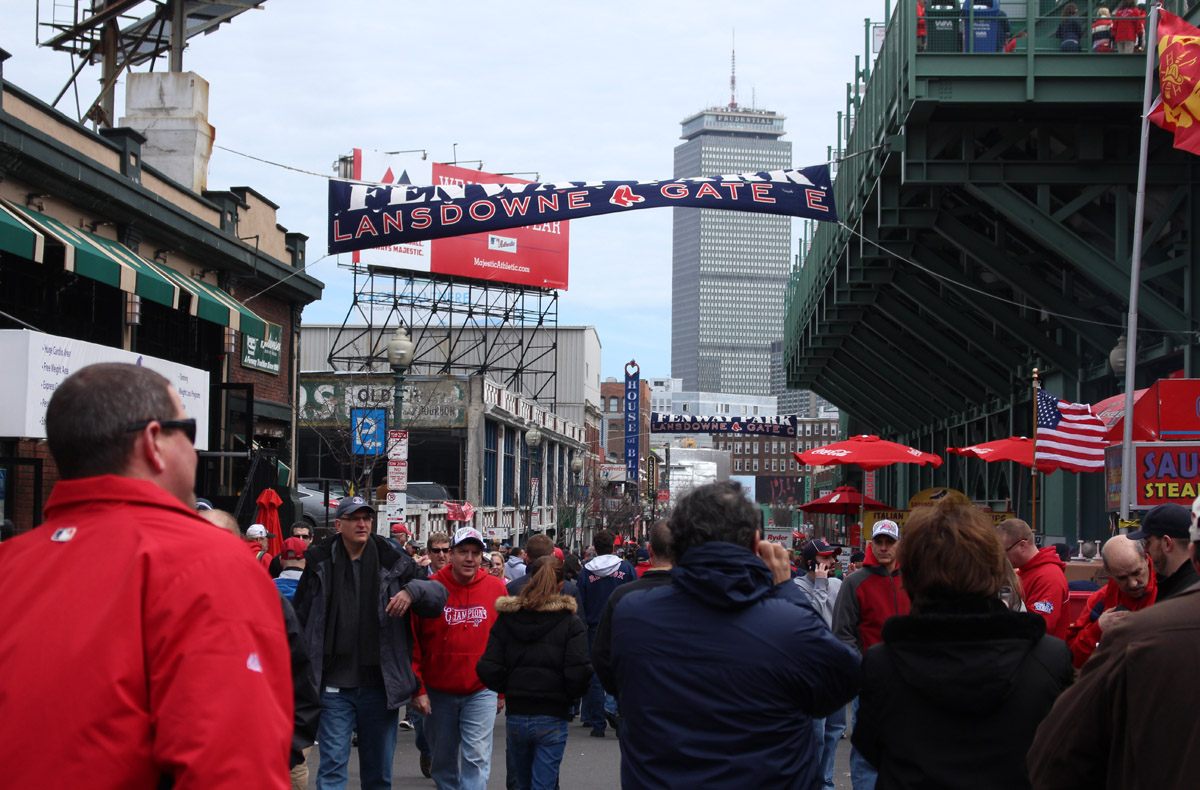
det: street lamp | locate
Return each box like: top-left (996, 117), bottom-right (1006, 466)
top-left (570, 454), bottom-right (584, 549)
top-left (387, 327), bottom-right (415, 430)
top-left (524, 424), bottom-right (542, 543)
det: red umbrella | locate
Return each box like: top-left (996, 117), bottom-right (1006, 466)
top-left (799, 485), bottom-right (893, 514)
top-left (794, 435), bottom-right (943, 471)
top-left (254, 489), bottom-right (284, 557)
top-left (946, 436), bottom-right (1035, 468)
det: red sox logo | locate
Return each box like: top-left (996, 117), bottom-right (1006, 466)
top-left (609, 185), bottom-right (645, 208)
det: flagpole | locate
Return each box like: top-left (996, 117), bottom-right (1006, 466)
top-left (1120, 3), bottom-right (1159, 526)
top-left (1031, 368), bottom-right (1040, 535)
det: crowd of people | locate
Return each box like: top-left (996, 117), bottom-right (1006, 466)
top-left (6, 362), bottom-right (1200, 789)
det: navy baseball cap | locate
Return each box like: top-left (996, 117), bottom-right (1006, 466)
top-left (802, 539), bottom-right (837, 565)
top-left (335, 496), bottom-right (375, 519)
top-left (1127, 503), bottom-right (1191, 540)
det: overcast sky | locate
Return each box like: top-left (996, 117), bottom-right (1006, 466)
top-left (3, 0), bottom-right (889, 382)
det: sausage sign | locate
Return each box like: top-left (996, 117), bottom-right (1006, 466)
top-left (328, 165), bottom-right (838, 257)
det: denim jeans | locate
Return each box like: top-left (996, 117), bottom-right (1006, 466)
top-left (581, 627), bottom-right (610, 733)
top-left (426, 687), bottom-right (497, 790)
top-left (315, 685), bottom-right (399, 790)
top-left (506, 714), bottom-right (569, 790)
top-left (812, 703), bottom-right (848, 789)
top-left (849, 696), bottom-right (878, 790)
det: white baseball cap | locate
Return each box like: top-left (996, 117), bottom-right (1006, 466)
top-left (871, 520), bottom-right (900, 541)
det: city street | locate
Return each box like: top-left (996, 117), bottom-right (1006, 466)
top-left (307, 706), bottom-right (854, 788)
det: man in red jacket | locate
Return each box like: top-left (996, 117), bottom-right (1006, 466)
top-left (0, 363), bottom-right (293, 789)
top-left (833, 519), bottom-right (911, 790)
top-left (998, 518), bottom-right (1069, 639)
top-left (412, 526), bottom-right (509, 789)
top-left (1065, 534), bottom-right (1157, 668)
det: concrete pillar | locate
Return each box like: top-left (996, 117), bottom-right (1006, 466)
top-left (119, 72), bottom-right (213, 192)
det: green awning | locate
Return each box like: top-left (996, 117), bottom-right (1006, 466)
top-left (3, 200), bottom-right (178, 309)
top-left (0, 201), bottom-right (45, 262)
top-left (141, 258), bottom-right (267, 340)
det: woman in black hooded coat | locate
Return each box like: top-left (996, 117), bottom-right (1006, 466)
top-left (852, 501), bottom-right (1074, 789)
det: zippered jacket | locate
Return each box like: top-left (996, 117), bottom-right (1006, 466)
top-left (833, 564), bottom-right (911, 655)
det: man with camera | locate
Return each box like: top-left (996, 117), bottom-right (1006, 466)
top-left (794, 538), bottom-right (845, 790)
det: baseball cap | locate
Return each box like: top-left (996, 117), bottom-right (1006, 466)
top-left (802, 538), bottom-right (837, 565)
top-left (246, 523), bottom-right (275, 539)
top-left (281, 537), bottom-right (307, 560)
top-left (872, 520), bottom-right (900, 541)
top-left (391, 523), bottom-right (411, 537)
top-left (451, 526), bottom-right (485, 549)
top-left (636, 548), bottom-right (650, 562)
top-left (335, 496), bottom-right (375, 519)
top-left (195, 497), bottom-right (213, 512)
top-left (1127, 503), bottom-right (1191, 540)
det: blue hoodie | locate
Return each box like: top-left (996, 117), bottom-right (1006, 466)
top-left (605, 542), bottom-right (860, 790)
top-left (575, 553), bottom-right (636, 629)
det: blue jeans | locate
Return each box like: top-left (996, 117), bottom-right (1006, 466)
top-left (849, 696), bottom-right (877, 790)
top-left (426, 687), bottom-right (497, 790)
top-left (812, 703), bottom-right (848, 789)
top-left (315, 685), bottom-right (399, 790)
top-left (506, 715), bottom-right (569, 790)
top-left (414, 710), bottom-right (430, 758)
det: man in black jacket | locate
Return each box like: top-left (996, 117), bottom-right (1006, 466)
top-left (293, 496), bottom-right (447, 790)
top-left (1127, 503), bottom-right (1199, 600)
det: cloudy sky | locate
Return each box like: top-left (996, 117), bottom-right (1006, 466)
top-left (4, 0), bottom-right (889, 381)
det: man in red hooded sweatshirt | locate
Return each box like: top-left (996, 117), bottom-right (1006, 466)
top-left (412, 526), bottom-right (509, 789)
top-left (998, 518), bottom-right (1069, 640)
top-left (1064, 534), bottom-right (1157, 668)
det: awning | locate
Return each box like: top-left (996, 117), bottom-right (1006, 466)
top-left (4, 200), bottom-right (179, 309)
top-left (141, 258), bottom-right (267, 340)
top-left (1, 199), bottom-right (267, 340)
top-left (0, 201), bottom-right (45, 262)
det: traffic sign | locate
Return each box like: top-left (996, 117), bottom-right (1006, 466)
top-left (387, 459), bottom-right (408, 490)
top-left (657, 489), bottom-right (669, 502)
top-left (384, 492), bottom-right (407, 526)
top-left (388, 430), bottom-right (409, 460)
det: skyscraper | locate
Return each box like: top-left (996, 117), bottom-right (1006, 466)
top-left (671, 101), bottom-right (792, 395)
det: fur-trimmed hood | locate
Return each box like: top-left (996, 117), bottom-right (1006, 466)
top-left (494, 594), bottom-right (577, 614)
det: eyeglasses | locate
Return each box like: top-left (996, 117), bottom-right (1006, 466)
top-left (1004, 539), bottom-right (1024, 553)
top-left (126, 418), bottom-right (197, 445)
top-left (428, 547), bottom-right (450, 554)
top-left (339, 515), bottom-right (373, 524)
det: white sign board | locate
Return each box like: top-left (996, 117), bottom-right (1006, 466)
top-left (0, 329), bottom-right (210, 448)
top-left (598, 463), bottom-right (626, 482)
top-left (387, 459), bottom-right (408, 490)
top-left (388, 430), bottom-right (408, 460)
top-left (486, 527), bottom-right (511, 539)
top-left (764, 527), bottom-right (793, 549)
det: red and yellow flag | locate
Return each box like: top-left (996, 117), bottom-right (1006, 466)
top-left (1151, 10), bottom-right (1200, 155)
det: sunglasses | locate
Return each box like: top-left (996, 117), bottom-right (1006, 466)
top-left (428, 547), bottom-right (450, 554)
top-left (126, 417), bottom-right (197, 445)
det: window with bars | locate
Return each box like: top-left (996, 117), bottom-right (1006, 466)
top-left (483, 421), bottom-right (498, 507)
top-left (503, 428), bottom-right (515, 506)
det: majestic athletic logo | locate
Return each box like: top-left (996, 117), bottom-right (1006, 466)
top-left (609, 185), bottom-right (645, 207)
top-left (445, 605), bottom-right (490, 627)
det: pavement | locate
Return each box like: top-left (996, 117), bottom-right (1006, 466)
top-left (306, 704), bottom-right (855, 788)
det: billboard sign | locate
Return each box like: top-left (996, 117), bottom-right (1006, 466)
top-left (339, 151), bottom-right (569, 290)
top-left (1106, 441), bottom-right (1200, 510)
top-left (650, 413), bottom-right (797, 436)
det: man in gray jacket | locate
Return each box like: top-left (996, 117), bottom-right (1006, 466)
top-left (293, 496), bottom-right (448, 790)
top-left (794, 539), bottom-right (845, 790)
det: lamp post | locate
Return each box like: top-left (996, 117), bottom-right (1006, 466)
top-left (386, 327), bottom-right (415, 431)
top-left (570, 454), bottom-right (584, 550)
top-left (524, 424), bottom-right (542, 545)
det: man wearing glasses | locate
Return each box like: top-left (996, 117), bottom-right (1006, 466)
top-left (0, 362), bottom-right (294, 788)
top-left (293, 497), bottom-right (447, 790)
top-left (997, 518), bottom-right (1069, 639)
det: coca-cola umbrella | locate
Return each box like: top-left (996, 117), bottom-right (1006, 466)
top-left (799, 485), bottom-right (893, 515)
top-left (794, 435), bottom-right (942, 541)
top-left (946, 436), bottom-right (1036, 468)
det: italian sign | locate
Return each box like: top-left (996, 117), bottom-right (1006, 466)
top-left (329, 166), bottom-right (837, 263)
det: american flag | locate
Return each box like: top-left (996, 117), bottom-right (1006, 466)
top-left (1034, 388), bottom-right (1107, 473)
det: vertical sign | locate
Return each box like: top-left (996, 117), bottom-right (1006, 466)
top-left (863, 470), bottom-right (875, 500)
top-left (624, 361), bottom-right (640, 502)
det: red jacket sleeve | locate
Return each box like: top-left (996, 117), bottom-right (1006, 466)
top-left (1065, 587), bottom-right (1105, 669)
top-left (146, 555), bottom-right (293, 789)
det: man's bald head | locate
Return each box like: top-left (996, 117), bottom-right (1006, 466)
top-left (1103, 535), bottom-right (1151, 599)
top-left (199, 509), bottom-right (242, 538)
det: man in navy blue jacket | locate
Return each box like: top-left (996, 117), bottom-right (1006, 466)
top-left (605, 482), bottom-right (860, 789)
top-left (576, 528), bottom-right (636, 737)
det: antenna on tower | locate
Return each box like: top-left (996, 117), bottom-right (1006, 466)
top-left (730, 29), bottom-right (737, 109)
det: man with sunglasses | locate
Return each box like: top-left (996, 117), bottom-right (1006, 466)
top-left (293, 497), bottom-right (447, 790)
top-left (997, 518), bottom-right (1069, 640)
top-left (0, 363), bottom-right (294, 788)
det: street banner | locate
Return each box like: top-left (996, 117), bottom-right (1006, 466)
top-left (652, 412), bottom-right (797, 436)
top-left (1149, 10), bottom-right (1200, 156)
top-left (625, 361), bottom-right (641, 500)
top-left (329, 166), bottom-right (837, 260)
